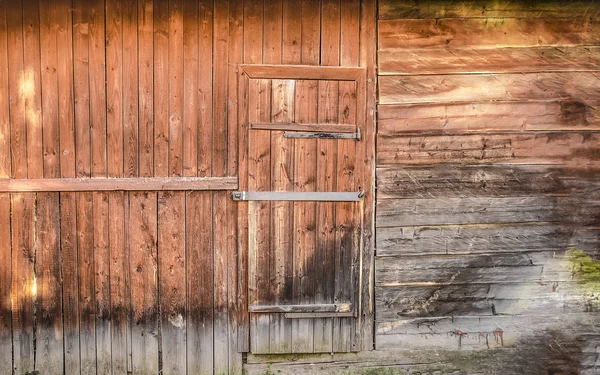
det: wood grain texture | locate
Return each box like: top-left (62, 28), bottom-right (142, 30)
top-left (378, 101), bottom-right (600, 134)
top-left (379, 0), bottom-right (600, 19)
top-left (377, 132), bottom-right (600, 167)
top-left (378, 18), bottom-right (600, 50)
top-left (379, 46), bottom-right (600, 75)
top-left (0, 193), bottom-right (11, 374)
top-left (379, 72), bottom-right (600, 105)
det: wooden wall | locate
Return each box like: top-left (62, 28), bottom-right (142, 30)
top-left (375, 0), bottom-right (600, 373)
top-left (0, 0), bottom-right (375, 374)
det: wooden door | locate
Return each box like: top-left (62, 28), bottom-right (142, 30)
top-left (236, 65), bottom-right (367, 354)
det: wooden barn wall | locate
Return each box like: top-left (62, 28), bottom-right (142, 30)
top-left (374, 0), bottom-right (600, 374)
top-left (0, 0), bottom-right (375, 374)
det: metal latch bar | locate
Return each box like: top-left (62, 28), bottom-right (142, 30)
top-left (231, 191), bottom-right (364, 201)
top-left (283, 128), bottom-right (361, 140)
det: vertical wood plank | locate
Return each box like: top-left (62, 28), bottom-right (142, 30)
top-left (89, 0), bottom-right (107, 178)
top-left (109, 191), bottom-right (128, 374)
top-left (77, 192), bottom-right (96, 375)
top-left (0, 193), bottom-right (11, 375)
top-left (186, 191), bottom-right (213, 375)
top-left (122, 0), bottom-right (140, 179)
top-left (73, 1), bottom-right (91, 178)
top-left (168, 0), bottom-right (184, 177)
top-left (282, 0), bottom-right (301, 65)
top-left (154, 0), bottom-right (169, 177)
top-left (0, 2), bottom-right (11, 372)
top-left (11, 193), bottom-right (35, 374)
top-left (22, 0), bottom-right (43, 180)
top-left (129, 192), bottom-right (159, 374)
top-left (197, 0), bottom-right (213, 177)
top-left (182, 0), bottom-right (198, 178)
top-left (106, 0), bottom-right (124, 178)
top-left (158, 191), bottom-right (186, 374)
top-left (138, 0), bottom-right (154, 177)
top-left (213, 1), bottom-right (230, 371)
top-left (94, 192), bottom-right (111, 373)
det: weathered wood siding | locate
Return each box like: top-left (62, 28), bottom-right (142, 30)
top-left (375, 0), bottom-right (600, 374)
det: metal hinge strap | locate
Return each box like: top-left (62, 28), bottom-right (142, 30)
top-left (231, 191), bottom-right (364, 201)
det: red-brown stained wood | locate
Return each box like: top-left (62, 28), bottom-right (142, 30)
top-left (197, 0), bottom-right (213, 178)
top-left (73, 2), bottom-right (91, 178)
top-left (11, 193), bottom-right (35, 374)
top-left (378, 102), bottom-right (600, 134)
top-left (169, 0), bottom-right (184, 177)
top-left (378, 18), bottom-right (600, 50)
top-left (213, 191), bottom-right (230, 373)
top-left (0, 0), bottom-right (9, 179)
top-left (89, 0), bottom-right (107, 178)
top-left (379, 72), bottom-right (600, 105)
top-left (377, 132), bottom-right (600, 167)
top-left (0, 193), bottom-right (11, 374)
top-left (108, 191), bottom-right (127, 374)
top-left (183, 0), bottom-right (198, 177)
top-left (129, 192), bottom-right (159, 374)
top-left (378, 0), bottom-right (600, 19)
top-left (154, 0), bottom-right (170, 178)
top-left (93, 193), bottom-right (111, 373)
top-left (158, 191), bottom-right (186, 374)
top-left (106, 0), bottom-right (124, 178)
top-left (60, 192), bottom-right (80, 374)
top-left (57, 0), bottom-right (75, 179)
top-left (22, 0), bottom-right (43, 180)
top-left (138, 0), bottom-right (153, 177)
top-left (379, 46), bottom-right (600, 76)
top-left (186, 191), bottom-right (214, 375)
top-left (77, 192), bottom-right (96, 374)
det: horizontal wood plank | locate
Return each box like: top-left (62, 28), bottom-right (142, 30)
top-left (378, 18), bottom-right (600, 50)
top-left (0, 177), bottom-right (238, 192)
top-left (379, 72), bottom-right (600, 105)
top-left (377, 102), bottom-right (600, 134)
top-left (379, 0), bottom-right (600, 19)
top-left (241, 64), bottom-right (364, 81)
top-left (377, 132), bottom-right (600, 166)
top-left (379, 46), bottom-right (600, 75)
top-left (250, 122), bottom-right (356, 133)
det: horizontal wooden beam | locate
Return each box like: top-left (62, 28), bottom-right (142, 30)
top-left (249, 303), bottom-right (352, 313)
top-left (241, 64), bottom-right (364, 81)
top-left (250, 122), bottom-right (357, 133)
top-left (0, 177), bottom-right (238, 192)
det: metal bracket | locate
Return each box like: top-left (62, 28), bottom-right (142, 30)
top-left (283, 128), bottom-right (360, 140)
top-left (231, 191), bottom-right (364, 201)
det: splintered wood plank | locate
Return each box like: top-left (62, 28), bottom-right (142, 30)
top-left (73, 2), bottom-right (91, 178)
top-left (378, 46), bottom-right (600, 75)
top-left (106, 0), bottom-right (123, 178)
top-left (77, 192), bottom-right (96, 374)
top-left (93, 193), bottom-right (111, 373)
top-left (197, 0), bottom-right (213, 177)
top-left (40, 0), bottom-right (60, 179)
top-left (378, 0), bottom-right (600, 19)
top-left (228, 0), bottom-right (244, 359)
top-left (248, 78), bottom-right (272, 354)
top-left (129, 192), bottom-right (159, 374)
top-left (169, 0), bottom-right (184, 177)
top-left (377, 102), bottom-right (600, 134)
top-left (22, 0), bottom-right (43, 180)
top-left (377, 132), bottom-right (600, 167)
top-left (0, 193), bottom-right (10, 374)
top-left (60, 192), bottom-right (80, 374)
top-left (11, 193), bottom-right (35, 374)
top-left (292, 78), bottom-right (318, 353)
top-left (36, 192), bottom-right (63, 374)
top-left (269, 79), bottom-right (294, 354)
top-left (182, 0), bottom-right (198, 177)
top-left (89, 0), bottom-right (106, 178)
top-left (57, 0), bottom-right (75, 179)
top-left (359, 0), bottom-right (377, 351)
top-left (378, 18), bottom-right (600, 50)
top-left (186, 191), bottom-right (213, 375)
top-left (108, 191), bottom-right (127, 374)
top-left (138, 0), bottom-right (153, 177)
top-left (158, 191), bottom-right (186, 374)
top-left (213, 3), bottom-right (229, 370)
top-left (378, 72), bottom-right (600, 105)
